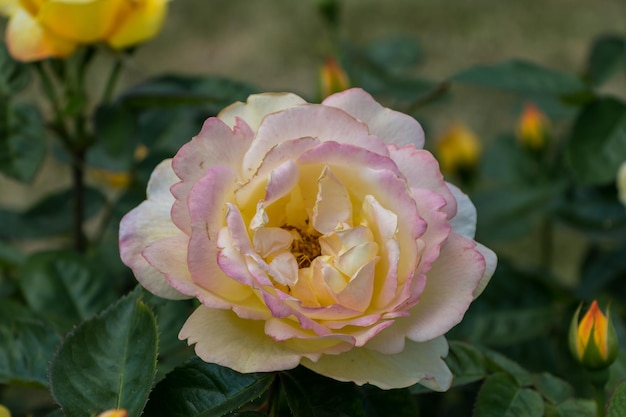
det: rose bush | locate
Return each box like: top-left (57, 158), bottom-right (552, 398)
top-left (0, 0), bottom-right (168, 61)
top-left (120, 88), bottom-right (497, 390)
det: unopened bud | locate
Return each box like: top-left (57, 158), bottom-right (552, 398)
top-left (516, 103), bottom-right (550, 151)
top-left (569, 300), bottom-right (618, 370)
top-left (319, 56), bottom-right (350, 100)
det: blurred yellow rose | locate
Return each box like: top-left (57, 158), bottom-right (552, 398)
top-left (436, 123), bottom-right (481, 179)
top-left (0, 0), bottom-right (169, 61)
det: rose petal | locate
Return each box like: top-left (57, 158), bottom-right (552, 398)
top-left (5, 9), bottom-right (76, 61)
top-left (312, 166), bottom-right (352, 234)
top-left (403, 233), bottom-right (494, 343)
top-left (302, 337), bottom-right (451, 390)
top-left (388, 145), bottom-right (457, 219)
top-left (244, 105), bottom-right (388, 174)
top-left (186, 167), bottom-right (258, 297)
top-left (323, 88), bottom-right (425, 148)
top-left (171, 117), bottom-right (253, 234)
top-left (180, 306), bottom-right (305, 372)
top-left (447, 182), bottom-right (477, 239)
top-left (218, 92), bottom-right (307, 132)
top-left (107, 0), bottom-right (167, 49)
top-left (39, 0), bottom-right (121, 42)
top-left (120, 160), bottom-right (188, 300)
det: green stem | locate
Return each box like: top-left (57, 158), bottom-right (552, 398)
top-left (588, 368), bottom-right (609, 417)
top-left (34, 62), bottom-right (71, 146)
top-left (594, 383), bottom-right (607, 417)
top-left (102, 57), bottom-right (123, 104)
top-left (72, 148), bottom-right (87, 253)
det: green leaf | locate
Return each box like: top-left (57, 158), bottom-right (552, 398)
top-left (282, 367), bottom-right (366, 417)
top-left (585, 35), bottom-right (626, 86)
top-left (358, 385), bottom-right (420, 417)
top-left (0, 186), bottom-right (107, 239)
top-left (119, 74), bottom-right (258, 110)
top-left (88, 102), bottom-right (138, 171)
top-left (545, 399), bottom-right (596, 417)
top-left (49, 287), bottom-right (158, 417)
top-left (365, 36), bottom-right (423, 74)
top-left (554, 185), bottom-right (626, 243)
top-left (532, 373), bottom-right (573, 405)
top-left (340, 40), bottom-right (439, 104)
top-left (578, 245), bottom-right (626, 299)
top-left (480, 135), bottom-right (549, 186)
top-left (143, 357), bottom-right (274, 417)
top-left (473, 183), bottom-right (563, 242)
top-left (18, 250), bottom-right (118, 332)
top-left (0, 240), bottom-right (25, 267)
top-left (0, 101), bottom-right (46, 183)
top-left (446, 341), bottom-right (488, 388)
top-left (608, 380), bottom-right (626, 417)
top-left (473, 373), bottom-right (544, 417)
top-left (0, 300), bottom-right (61, 387)
top-left (452, 59), bottom-right (586, 95)
top-left (141, 294), bottom-right (195, 379)
top-left (281, 372), bottom-right (316, 417)
top-left (0, 44), bottom-right (31, 95)
top-left (481, 350), bottom-right (532, 387)
top-left (566, 97), bottom-right (626, 185)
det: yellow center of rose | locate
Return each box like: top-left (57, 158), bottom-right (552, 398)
top-left (283, 225), bottom-right (322, 268)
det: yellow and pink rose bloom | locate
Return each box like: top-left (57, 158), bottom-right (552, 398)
top-left (120, 88), bottom-right (497, 390)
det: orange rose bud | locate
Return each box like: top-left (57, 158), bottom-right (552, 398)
top-left (435, 123), bottom-right (481, 179)
top-left (319, 56), bottom-right (350, 100)
top-left (569, 300), bottom-right (618, 370)
top-left (516, 103), bottom-right (550, 151)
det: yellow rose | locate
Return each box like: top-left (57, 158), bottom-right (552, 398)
top-left (0, 0), bottom-right (169, 61)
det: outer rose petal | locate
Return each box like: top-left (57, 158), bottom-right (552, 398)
top-left (179, 306), bottom-right (306, 373)
top-left (108, 0), bottom-right (168, 49)
top-left (323, 88), bottom-right (425, 148)
top-left (119, 160), bottom-right (188, 300)
top-left (5, 9), bottom-right (76, 61)
top-left (39, 0), bottom-right (123, 42)
top-left (447, 182), bottom-right (477, 239)
top-left (301, 337), bottom-right (451, 390)
top-left (402, 233), bottom-right (496, 342)
top-left (218, 92), bottom-right (307, 132)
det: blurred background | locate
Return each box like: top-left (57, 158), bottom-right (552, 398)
top-left (4, 0), bottom-right (624, 276)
